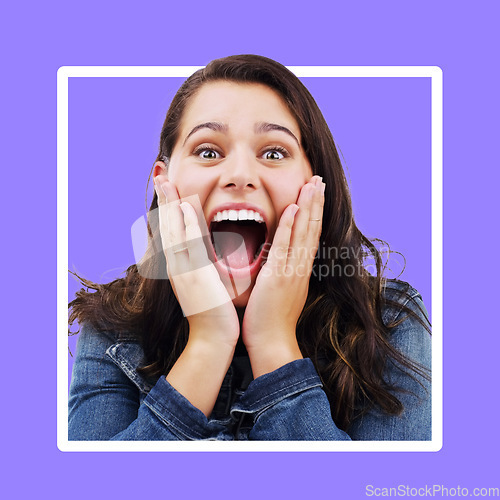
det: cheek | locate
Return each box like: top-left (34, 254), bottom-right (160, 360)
top-left (169, 167), bottom-right (213, 202)
top-left (268, 171), bottom-right (308, 208)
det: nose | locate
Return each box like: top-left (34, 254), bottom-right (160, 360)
top-left (218, 150), bottom-right (261, 192)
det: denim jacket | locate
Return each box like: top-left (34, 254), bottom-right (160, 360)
top-left (68, 280), bottom-right (431, 441)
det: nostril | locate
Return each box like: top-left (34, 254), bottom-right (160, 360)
top-left (224, 182), bottom-right (256, 190)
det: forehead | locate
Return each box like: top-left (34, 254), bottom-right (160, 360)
top-left (179, 81), bottom-right (301, 138)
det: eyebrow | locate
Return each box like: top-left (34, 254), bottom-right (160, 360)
top-left (183, 122), bottom-right (228, 146)
top-left (255, 122), bottom-right (300, 147)
top-left (182, 120), bottom-right (300, 147)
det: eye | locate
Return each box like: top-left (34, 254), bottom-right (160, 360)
top-left (201, 149), bottom-right (219, 160)
top-left (261, 146), bottom-right (289, 161)
top-left (264, 150), bottom-right (284, 160)
top-left (193, 146), bottom-right (221, 160)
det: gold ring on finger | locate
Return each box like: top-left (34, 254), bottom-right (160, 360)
top-left (309, 218), bottom-right (321, 221)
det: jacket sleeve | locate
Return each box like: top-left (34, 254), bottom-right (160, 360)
top-left (236, 292), bottom-right (431, 441)
top-left (68, 324), bottom-right (227, 441)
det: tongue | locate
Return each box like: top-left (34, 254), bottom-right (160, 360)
top-left (212, 222), bottom-right (261, 269)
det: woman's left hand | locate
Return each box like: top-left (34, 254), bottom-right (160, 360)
top-left (242, 175), bottom-right (325, 378)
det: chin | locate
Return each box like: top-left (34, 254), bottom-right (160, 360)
top-left (217, 271), bottom-right (256, 308)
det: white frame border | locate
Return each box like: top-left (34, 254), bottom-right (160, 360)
top-left (57, 66), bottom-right (443, 452)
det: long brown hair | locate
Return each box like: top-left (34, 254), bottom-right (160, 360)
top-left (69, 55), bottom-right (430, 431)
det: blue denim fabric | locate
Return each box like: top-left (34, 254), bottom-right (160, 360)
top-left (68, 279), bottom-right (431, 441)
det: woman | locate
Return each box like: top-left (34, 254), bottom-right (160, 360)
top-left (68, 55), bottom-right (431, 441)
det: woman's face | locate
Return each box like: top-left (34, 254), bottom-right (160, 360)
top-left (155, 81), bottom-right (313, 306)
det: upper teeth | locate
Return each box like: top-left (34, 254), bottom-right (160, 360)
top-left (212, 209), bottom-right (265, 223)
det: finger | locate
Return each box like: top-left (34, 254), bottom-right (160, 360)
top-left (154, 174), bottom-right (168, 206)
top-left (153, 177), bottom-right (170, 251)
top-left (287, 177), bottom-right (324, 272)
top-left (179, 201), bottom-right (211, 268)
top-left (266, 204), bottom-right (299, 273)
top-left (154, 178), bottom-right (189, 274)
top-left (299, 178), bottom-right (325, 275)
top-left (288, 177), bottom-right (319, 254)
top-left (162, 181), bottom-right (185, 248)
top-left (306, 179), bottom-right (325, 249)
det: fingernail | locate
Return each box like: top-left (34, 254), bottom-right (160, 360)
top-left (321, 182), bottom-right (326, 195)
top-left (291, 204), bottom-right (300, 217)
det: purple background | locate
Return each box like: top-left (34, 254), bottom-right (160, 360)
top-left (2, 0), bottom-right (499, 498)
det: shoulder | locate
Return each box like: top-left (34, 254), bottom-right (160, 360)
top-left (74, 319), bottom-right (142, 346)
top-left (381, 279), bottom-right (430, 328)
top-left (74, 322), bottom-right (138, 359)
top-left (380, 279), bottom-right (431, 370)
top-left (73, 323), bottom-right (155, 394)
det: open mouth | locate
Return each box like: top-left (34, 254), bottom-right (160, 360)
top-left (208, 209), bottom-right (268, 272)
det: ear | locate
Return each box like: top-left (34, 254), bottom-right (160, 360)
top-left (153, 160), bottom-right (168, 180)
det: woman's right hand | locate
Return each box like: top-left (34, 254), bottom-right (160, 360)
top-left (154, 175), bottom-right (240, 348)
top-left (154, 175), bottom-right (240, 416)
